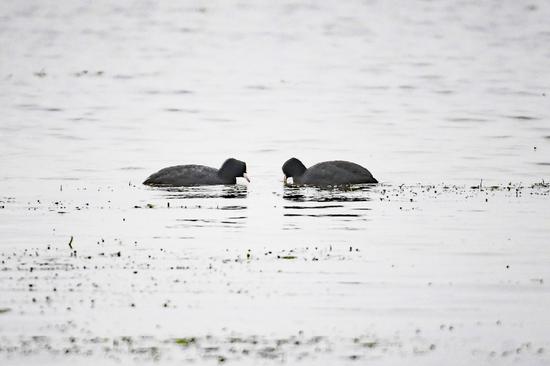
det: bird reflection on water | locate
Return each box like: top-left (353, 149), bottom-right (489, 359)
top-left (150, 185), bottom-right (249, 230)
top-left (152, 184), bottom-right (248, 200)
top-left (282, 184), bottom-right (375, 221)
top-left (283, 184), bottom-right (375, 203)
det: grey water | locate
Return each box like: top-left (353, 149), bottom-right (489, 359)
top-left (1, 1), bottom-right (550, 365)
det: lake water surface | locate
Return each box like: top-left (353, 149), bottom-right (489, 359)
top-left (1, 1), bottom-right (550, 365)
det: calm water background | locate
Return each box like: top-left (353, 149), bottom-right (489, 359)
top-left (1, 1), bottom-right (550, 365)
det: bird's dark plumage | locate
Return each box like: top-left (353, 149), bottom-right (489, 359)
top-left (143, 158), bottom-right (248, 187)
top-left (282, 158), bottom-right (377, 186)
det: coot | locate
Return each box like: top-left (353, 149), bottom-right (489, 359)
top-left (144, 158), bottom-right (249, 187)
top-left (282, 158), bottom-right (377, 186)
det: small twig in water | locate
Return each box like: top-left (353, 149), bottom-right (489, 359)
top-left (68, 236), bottom-right (74, 249)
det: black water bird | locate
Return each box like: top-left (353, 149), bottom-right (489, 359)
top-left (282, 158), bottom-right (377, 186)
top-left (144, 158), bottom-right (249, 187)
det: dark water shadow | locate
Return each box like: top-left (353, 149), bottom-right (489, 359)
top-left (151, 185), bottom-right (248, 199)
